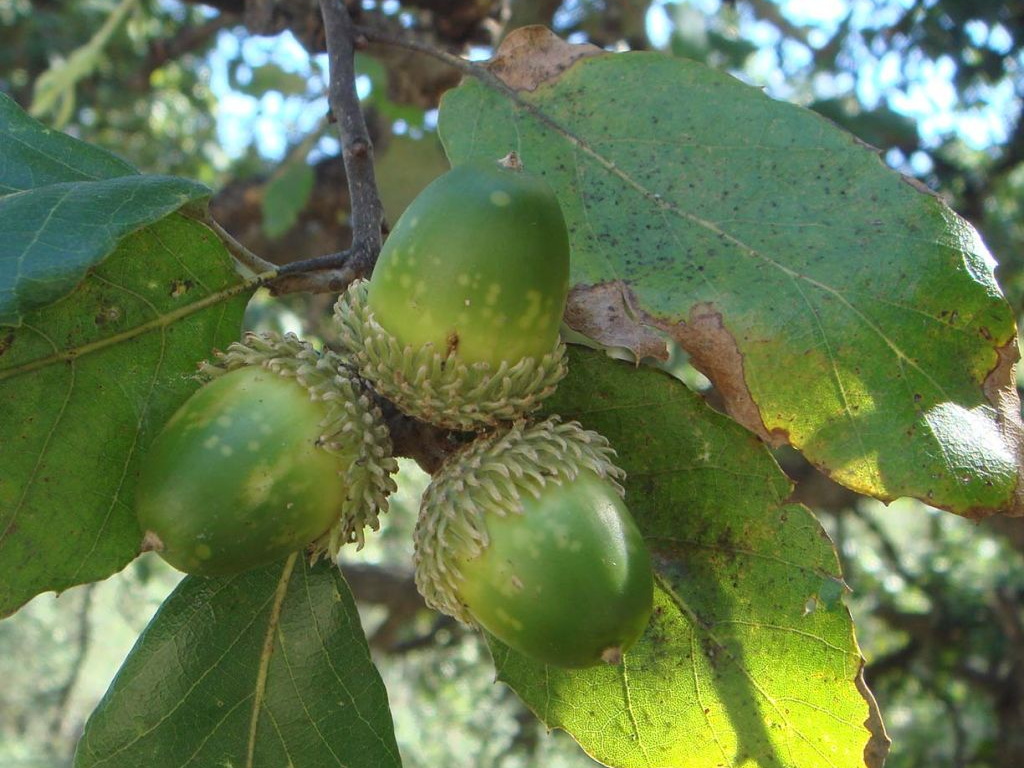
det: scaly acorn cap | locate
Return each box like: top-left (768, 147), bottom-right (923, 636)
top-left (200, 331), bottom-right (399, 555)
top-left (412, 416), bottom-right (625, 624)
top-left (333, 280), bottom-right (568, 431)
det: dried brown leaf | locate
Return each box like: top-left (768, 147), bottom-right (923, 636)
top-left (565, 281), bottom-right (668, 362)
top-left (486, 25), bottom-right (602, 91)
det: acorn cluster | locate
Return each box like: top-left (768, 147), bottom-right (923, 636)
top-left (135, 156), bottom-right (653, 669)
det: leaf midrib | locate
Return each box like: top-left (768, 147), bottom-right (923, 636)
top-left (0, 272), bottom-right (267, 381)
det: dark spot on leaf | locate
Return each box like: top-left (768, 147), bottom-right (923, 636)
top-left (0, 522), bottom-right (18, 545)
top-left (170, 279), bottom-right (194, 298)
top-left (0, 332), bottom-right (13, 357)
top-left (94, 306), bottom-right (122, 326)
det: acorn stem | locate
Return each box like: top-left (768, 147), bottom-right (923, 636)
top-left (375, 397), bottom-right (472, 475)
top-left (600, 646), bottom-right (624, 665)
top-left (498, 151), bottom-right (523, 172)
top-left (140, 531), bottom-right (164, 553)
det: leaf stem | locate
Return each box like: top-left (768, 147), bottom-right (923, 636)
top-left (354, 25), bottom-right (598, 169)
top-left (198, 213), bottom-right (279, 275)
top-left (357, 25), bottom-right (518, 98)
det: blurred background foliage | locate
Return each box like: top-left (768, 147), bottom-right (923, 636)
top-left (2, 0), bottom-right (1024, 766)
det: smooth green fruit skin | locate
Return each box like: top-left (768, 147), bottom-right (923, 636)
top-left (135, 366), bottom-right (350, 576)
top-left (455, 470), bottom-right (653, 668)
top-left (367, 161), bottom-right (570, 369)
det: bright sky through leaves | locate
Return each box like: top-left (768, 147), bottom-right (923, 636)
top-left (198, 0), bottom-right (1014, 167)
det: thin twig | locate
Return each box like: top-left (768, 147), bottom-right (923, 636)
top-left (357, 25), bottom-right (482, 78)
top-left (227, 21), bottom-right (502, 294)
top-left (865, 639), bottom-right (919, 681)
top-left (390, 614), bottom-right (464, 654)
top-left (275, 249), bottom-right (357, 279)
top-left (207, 16), bottom-right (544, 293)
top-left (356, 24), bottom-right (611, 179)
top-left (851, 505), bottom-right (925, 591)
top-left (273, 0), bottom-right (385, 296)
top-left (357, 25), bottom-right (512, 93)
top-left (922, 676), bottom-right (970, 768)
top-left (198, 212), bottom-right (279, 275)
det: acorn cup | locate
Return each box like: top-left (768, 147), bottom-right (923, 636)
top-left (413, 417), bottom-right (654, 669)
top-left (334, 156), bottom-right (571, 431)
top-left (135, 332), bottom-right (398, 576)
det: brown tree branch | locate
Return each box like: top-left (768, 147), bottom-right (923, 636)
top-left (339, 562), bottom-right (467, 652)
top-left (270, 0), bottom-right (384, 295)
top-left (398, 0), bottom-right (500, 44)
top-left (181, 0), bottom-right (496, 45)
top-left (378, 398), bottom-right (471, 475)
top-left (922, 677), bottom-right (970, 768)
top-left (389, 614), bottom-right (463, 654)
top-left (850, 506), bottom-right (923, 589)
top-left (864, 639), bottom-right (920, 681)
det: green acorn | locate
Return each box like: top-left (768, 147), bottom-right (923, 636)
top-left (135, 333), bottom-right (398, 576)
top-left (335, 155), bottom-right (571, 430)
top-left (414, 417), bottom-right (654, 668)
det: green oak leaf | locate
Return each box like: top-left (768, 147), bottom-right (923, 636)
top-left (262, 158), bottom-right (315, 239)
top-left (0, 213), bottom-right (253, 617)
top-left (438, 28), bottom-right (1021, 518)
top-left (0, 92), bottom-right (212, 326)
top-left (492, 346), bottom-right (886, 768)
top-left (376, 135), bottom-right (450, 224)
top-left (0, 91), bottom-right (135, 188)
top-left (74, 556), bottom-right (401, 768)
